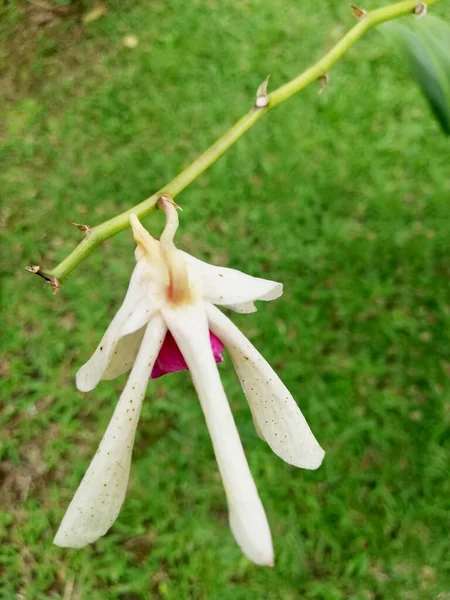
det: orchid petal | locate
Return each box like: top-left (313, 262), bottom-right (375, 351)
top-left (130, 213), bottom-right (161, 261)
top-left (162, 302), bottom-right (274, 566)
top-left (150, 330), bottom-right (223, 379)
top-left (54, 315), bottom-right (166, 548)
top-left (207, 304), bottom-right (325, 470)
top-left (76, 260), bottom-right (161, 392)
top-left (102, 328), bottom-right (145, 381)
top-left (181, 252), bottom-right (282, 313)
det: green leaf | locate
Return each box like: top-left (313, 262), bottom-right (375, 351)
top-left (382, 16), bottom-right (450, 135)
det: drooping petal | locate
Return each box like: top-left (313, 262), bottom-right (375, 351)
top-left (54, 315), bottom-right (167, 548)
top-left (162, 302), bottom-right (273, 566)
top-left (207, 304), bottom-right (325, 470)
top-left (76, 259), bottom-right (162, 392)
top-left (181, 251), bottom-right (282, 314)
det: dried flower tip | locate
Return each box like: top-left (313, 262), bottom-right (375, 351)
top-left (318, 73), bottom-right (329, 95)
top-left (351, 5), bottom-right (367, 19)
top-left (71, 222), bottom-right (92, 237)
top-left (414, 2), bottom-right (427, 16)
top-left (255, 76), bottom-right (270, 108)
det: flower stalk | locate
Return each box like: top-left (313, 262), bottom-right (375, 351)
top-left (27, 0), bottom-right (441, 287)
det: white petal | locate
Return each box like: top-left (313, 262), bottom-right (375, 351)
top-left (101, 328), bottom-right (145, 381)
top-left (76, 259), bottom-right (162, 392)
top-left (162, 302), bottom-right (273, 566)
top-left (207, 304), bottom-right (325, 470)
top-left (130, 213), bottom-right (163, 262)
top-left (54, 315), bottom-right (167, 548)
top-left (181, 251), bottom-right (282, 313)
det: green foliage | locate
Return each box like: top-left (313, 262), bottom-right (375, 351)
top-left (382, 15), bottom-right (450, 134)
top-left (1, 1), bottom-right (449, 598)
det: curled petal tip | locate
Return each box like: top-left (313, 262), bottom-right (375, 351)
top-left (129, 213), bottom-right (143, 242)
top-left (129, 213), bottom-right (158, 256)
top-left (158, 194), bottom-right (182, 211)
top-left (159, 195), bottom-right (181, 248)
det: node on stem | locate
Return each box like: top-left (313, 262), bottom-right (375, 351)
top-left (25, 265), bottom-right (61, 294)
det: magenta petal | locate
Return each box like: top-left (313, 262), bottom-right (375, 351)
top-left (210, 331), bottom-right (224, 360)
top-left (151, 330), bottom-right (223, 379)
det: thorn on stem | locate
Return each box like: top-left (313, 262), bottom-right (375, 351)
top-left (71, 222), bottom-right (91, 237)
top-left (350, 5), bottom-right (367, 19)
top-left (318, 73), bottom-right (329, 95)
top-left (255, 75), bottom-right (270, 108)
top-left (25, 265), bottom-right (61, 294)
top-left (414, 2), bottom-right (427, 16)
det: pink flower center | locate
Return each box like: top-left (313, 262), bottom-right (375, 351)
top-left (151, 331), bottom-right (224, 379)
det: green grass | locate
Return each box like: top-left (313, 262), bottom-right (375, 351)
top-left (1, 1), bottom-right (449, 598)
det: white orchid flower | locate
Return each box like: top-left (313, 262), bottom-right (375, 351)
top-left (54, 196), bottom-right (325, 566)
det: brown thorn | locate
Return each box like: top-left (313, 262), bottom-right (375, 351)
top-left (318, 73), bottom-right (329, 94)
top-left (351, 5), bottom-right (367, 19)
top-left (25, 265), bottom-right (61, 294)
top-left (71, 221), bottom-right (91, 237)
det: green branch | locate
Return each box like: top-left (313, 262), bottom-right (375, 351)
top-left (28, 0), bottom-right (441, 290)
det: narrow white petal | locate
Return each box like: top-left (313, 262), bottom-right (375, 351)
top-left (181, 251), bottom-right (282, 313)
top-left (162, 302), bottom-right (273, 566)
top-left (130, 213), bottom-right (162, 261)
top-left (54, 315), bottom-right (167, 548)
top-left (76, 260), bottom-right (160, 392)
top-left (207, 304), bottom-right (325, 470)
top-left (101, 328), bottom-right (145, 381)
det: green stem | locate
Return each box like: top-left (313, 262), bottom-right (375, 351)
top-left (45, 0), bottom-right (440, 284)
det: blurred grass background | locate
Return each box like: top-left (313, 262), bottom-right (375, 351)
top-left (1, 1), bottom-right (449, 598)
